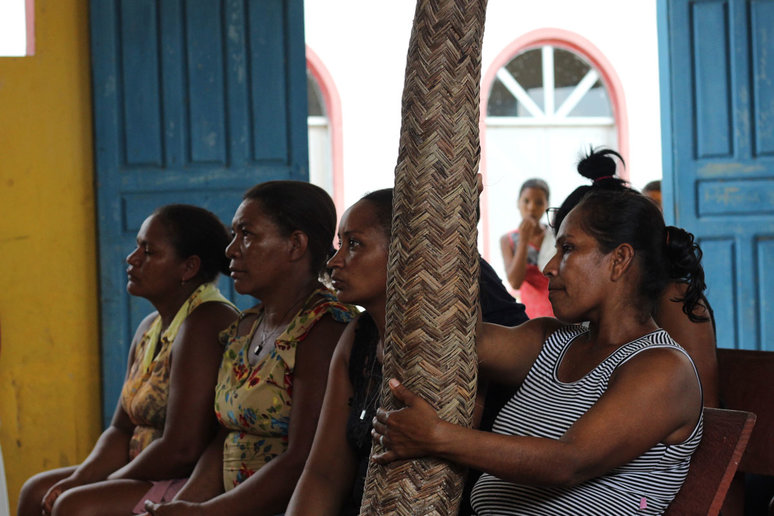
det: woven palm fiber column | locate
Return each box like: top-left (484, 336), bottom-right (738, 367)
top-left (359, 0), bottom-right (487, 514)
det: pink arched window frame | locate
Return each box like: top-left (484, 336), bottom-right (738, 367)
top-left (478, 28), bottom-right (629, 260)
top-left (306, 46), bottom-right (345, 215)
top-left (25, 0), bottom-right (34, 55)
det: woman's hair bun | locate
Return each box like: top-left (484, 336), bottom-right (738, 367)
top-left (577, 147), bottom-right (625, 181)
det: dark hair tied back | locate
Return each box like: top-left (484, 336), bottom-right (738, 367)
top-left (551, 147), bottom-right (631, 232)
top-left (153, 204), bottom-right (231, 283)
top-left (664, 226), bottom-right (709, 322)
top-left (576, 146), bottom-right (628, 187)
top-left (361, 188), bottom-right (394, 239)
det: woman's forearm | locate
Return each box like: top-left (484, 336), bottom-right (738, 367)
top-left (108, 431), bottom-right (209, 481)
top-left (505, 239), bottom-right (530, 289)
top-left (429, 422), bottom-right (581, 486)
top-left (70, 426), bottom-right (132, 483)
top-left (195, 447), bottom-right (308, 516)
top-left (287, 468), bottom-right (352, 516)
top-left (173, 429), bottom-right (227, 503)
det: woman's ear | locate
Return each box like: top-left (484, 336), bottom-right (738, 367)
top-left (609, 243), bottom-right (635, 281)
top-left (288, 230), bottom-right (310, 262)
top-left (181, 255), bottom-right (202, 283)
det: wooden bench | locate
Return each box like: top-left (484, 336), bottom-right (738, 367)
top-left (717, 348), bottom-right (774, 516)
top-left (665, 407), bottom-right (756, 516)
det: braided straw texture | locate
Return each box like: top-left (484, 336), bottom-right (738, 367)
top-left (359, 0), bottom-right (487, 514)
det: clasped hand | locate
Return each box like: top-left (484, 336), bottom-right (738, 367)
top-left (370, 378), bottom-right (443, 464)
top-left (41, 477), bottom-right (81, 515)
top-left (143, 500), bottom-right (204, 516)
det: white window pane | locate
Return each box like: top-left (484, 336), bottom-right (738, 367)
top-left (487, 45), bottom-right (612, 120)
top-left (0, 0), bottom-right (28, 57)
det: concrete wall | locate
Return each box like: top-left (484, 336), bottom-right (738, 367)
top-left (0, 0), bottom-right (101, 512)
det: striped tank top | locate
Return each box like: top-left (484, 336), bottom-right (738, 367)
top-left (471, 325), bottom-right (703, 515)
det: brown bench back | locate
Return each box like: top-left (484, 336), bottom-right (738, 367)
top-left (666, 407), bottom-right (756, 516)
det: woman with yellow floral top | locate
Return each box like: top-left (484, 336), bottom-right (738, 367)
top-left (144, 181), bottom-right (357, 516)
top-left (18, 205), bottom-right (238, 516)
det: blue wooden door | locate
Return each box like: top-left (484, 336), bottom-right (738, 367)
top-left (90, 0), bottom-right (308, 423)
top-left (658, 0), bottom-right (774, 350)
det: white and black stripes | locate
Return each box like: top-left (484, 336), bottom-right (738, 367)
top-left (471, 326), bottom-right (703, 515)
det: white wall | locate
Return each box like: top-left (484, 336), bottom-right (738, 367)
top-left (305, 2), bottom-right (416, 207)
top-left (482, 0), bottom-right (663, 190)
top-left (305, 0), bottom-right (663, 266)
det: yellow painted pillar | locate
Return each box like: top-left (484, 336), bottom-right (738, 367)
top-left (0, 0), bottom-right (102, 512)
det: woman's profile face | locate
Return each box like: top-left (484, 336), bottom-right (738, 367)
top-left (327, 200), bottom-right (389, 309)
top-left (126, 214), bottom-right (186, 302)
top-left (518, 187), bottom-right (549, 221)
top-left (543, 207), bottom-right (611, 323)
top-left (226, 199), bottom-right (291, 296)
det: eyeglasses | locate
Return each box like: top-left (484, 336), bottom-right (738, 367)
top-left (545, 207), bottom-right (559, 229)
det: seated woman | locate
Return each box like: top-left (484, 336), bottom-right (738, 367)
top-left (285, 189), bottom-right (393, 516)
top-left (18, 204), bottom-right (239, 516)
top-left (372, 188), bottom-right (705, 515)
top-left (144, 181), bottom-right (357, 516)
top-left (550, 148), bottom-right (718, 407)
top-left (286, 188), bottom-right (528, 516)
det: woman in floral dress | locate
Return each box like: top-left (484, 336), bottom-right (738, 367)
top-left (19, 205), bottom-right (238, 516)
top-left (145, 181), bottom-right (357, 516)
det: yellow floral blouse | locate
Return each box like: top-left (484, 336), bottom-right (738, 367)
top-left (120, 282), bottom-right (233, 459)
top-left (214, 287), bottom-right (357, 491)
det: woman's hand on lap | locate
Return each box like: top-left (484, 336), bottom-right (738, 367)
top-left (144, 499), bottom-right (205, 516)
top-left (42, 477), bottom-right (80, 515)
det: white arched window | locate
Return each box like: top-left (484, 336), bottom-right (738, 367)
top-left (306, 47), bottom-right (344, 213)
top-left (481, 35), bottom-right (625, 284)
top-left (307, 70), bottom-right (333, 196)
top-left (488, 45), bottom-right (613, 121)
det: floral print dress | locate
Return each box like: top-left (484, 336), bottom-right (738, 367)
top-left (120, 282), bottom-right (234, 459)
top-left (214, 287), bottom-right (357, 491)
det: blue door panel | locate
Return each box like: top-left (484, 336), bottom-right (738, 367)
top-left (760, 238), bottom-right (774, 344)
top-left (698, 238), bottom-right (737, 348)
top-left (698, 178), bottom-right (774, 216)
top-left (248, 0), bottom-right (289, 162)
top-left (752, 1), bottom-right (774, 155)
top-left (159, 0), bottom-right (187, 168)
top-left (693, 1), bottom-right (733, 158)
top-left (660, 0), bottom-right (774, 350)
top-left (121, 0), bottom-right (164, 166)
top-left (185, 2), bottom-right (228, 164)
top-left (91, 0), bottom-right (308, 424)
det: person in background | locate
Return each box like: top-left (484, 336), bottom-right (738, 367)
top-left (144, 181), bottom-right (357, 516)
top-left (18, 205), bottom-right (238, 516)
top-left (551, 149), bottom-right (717, 407)
top-left (499, 178), bottom-right (555, 318)
top-left (373, 187), bottom-right (705, 515)
top-left (642, 180), bottom-right (662, 211)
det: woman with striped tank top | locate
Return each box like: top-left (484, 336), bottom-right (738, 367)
top-left (371, 185), bottom-right (705, 515)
